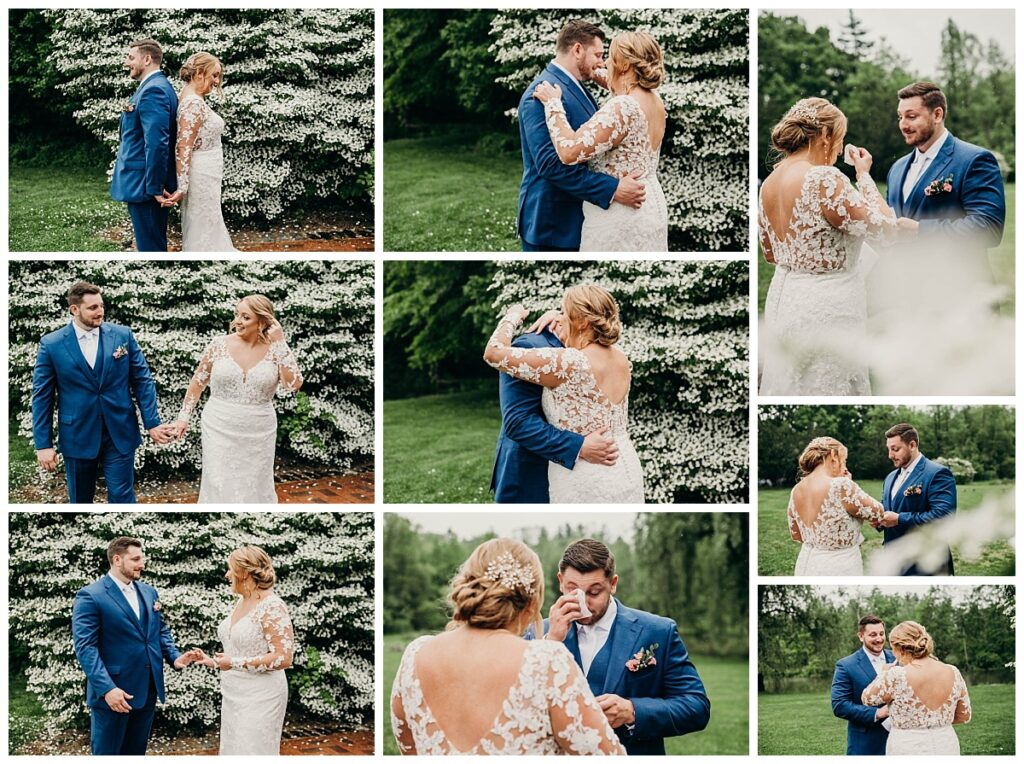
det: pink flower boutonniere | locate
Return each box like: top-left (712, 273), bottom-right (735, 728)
top-left (903, 483), bottom-right (923, 498)
top-left (923, 173), bottom-right (954, 197)
top-left (153, 601), bottom-right (162, 612)
top-left (113, 344), bottom-right (128, 360)
top-left (122, 102), bottom-right (135, 113)
top-left (625, 642), bottom-right (659, 672)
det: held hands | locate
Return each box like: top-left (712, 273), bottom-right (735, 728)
top-left (157, 189), bottom-right (184, 208)
top-left (147, 423), bottom-right (178, 445)
top-left (546, 592), bottom-right (585, 643)
top-left (595, 693), bottom-right (635, 728)
top-left (213, 652), bottom-right (234, 671)
top-left (173, 647), bottom-right (206, 669)
top-left (104, 687), bottom-right (134, 713)
top-left (879, 511), bottom-right (900, 529)
top-left (36, 447), bottom-right (59, 472)
top-left (533, 81), bottom-right (562, 104)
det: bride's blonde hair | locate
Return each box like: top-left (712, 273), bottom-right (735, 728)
top-left (562, 285), bottom-right (621, 347)
top-left (180, 51), bottom-right (224, 96)
top-left (228, 546), bottom-right (276, 594)
top-left (231, 294), bottom-right (276, 344)
top-left (770, 97), bottom-right (847, 166)
top-left (798, 436), bottom-right (845, 476)
top-left (609, 31), bottom-right (664, 90)
top-left (889, 620), bottom-right (935, 660)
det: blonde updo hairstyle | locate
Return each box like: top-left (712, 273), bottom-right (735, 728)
top-left (228, 546), bottom-right (276, 596)
top-left (562, 285), bottom-right (622, 347)
top-left (232, 294), bottom-right (276, 344)
top-left (448, 538), bottom-right (544, 638)
top-left (798, 436), bottom-right (846, 477)
top-left (770, 97), bottom-right (847, 166)
top-left (609, 31), bottom-right (664, 91)
top-left (180, 52), bottom-right (223, 97)
top-left (889, 620), bottom-right (935, 661)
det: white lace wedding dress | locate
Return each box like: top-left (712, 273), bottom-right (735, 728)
top-left (542, 94), bottom-right (668, 251)
top-left (485, 316), bottom-right (645, 503)
top-left (177, 93), bottom-right (237, 252)
top-left (178, 335), bottom-right (303, 503)
top-left (862, 663), bottom-right (971, 755)
top-left (391, 636), bottom-right (626, 755)
top-left (759, 165), bottom-right (897, 395)
top-left (787, 476), bottom-right (884, 576)
top-left (217, 593), bottom-right (295, 755)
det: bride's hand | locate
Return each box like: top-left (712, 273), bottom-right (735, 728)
top-left (504, 304), bottom-right (529, 325)
top-left (527, 309), bottom-right (564, 335)
top-left (267, 320), bottom-right (285, 343)
top-left (533, 81), bottom-right (562, 104)
top-left (850, 146), bottom-right (873, 177)
top-left (169, 420), bottom-right (188, 441)
top-left (213, 652), bottom-right (234, 671)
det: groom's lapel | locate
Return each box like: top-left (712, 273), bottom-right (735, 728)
top-left (894, 456), bottom-right (928, 512)
top-left (602, 602), bottom-right (643, 695)
top-left (882, 470), bottom-right (895, 512)
top-left (545, 63), bottom-right (598, 118)
top-left (853, 649), bottom-right (876, 687)
top-left (907, 135), bottom-right (957, 217)
top-left (563, 624), bottom-right (583, 668)
top-left (103, 576), bottom-right (146, 637)
top-left (61, 325), bottom-right (99, 388)
top-left (95, 325), bottom-right (111, 388)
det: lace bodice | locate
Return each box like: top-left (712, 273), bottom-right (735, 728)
top-left (217, 594), bottom-right (295, 673)
top-left (543, 94), bottom-right (660, 179)
top-left (391, 636), bottom-right (626, 755)
top-left (484, 316), bottom-right (632, 437)
top-left (788, 476), bottom-right (883, 550)
top-left (176, 93), bottom-right (226, 193)
top-left (863, 664), bottom-right (972, 730)
top-left (759, 165), bottom-right (897, 273)
top-left (177, 335), bottom-right (302, 420)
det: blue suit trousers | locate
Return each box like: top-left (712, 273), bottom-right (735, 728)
top-left (128, 200), bottom-right (170, 252)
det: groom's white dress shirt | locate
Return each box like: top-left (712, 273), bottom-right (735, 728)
top-left (108, 571), bottom-right (141, 619)
top-left (73, 321), bottom-right (100, 369)
top-left (902, 128), bottom-right (949, 202)
top-left (890, 453), bottom-right (924, 499)
top-left (576, 596), bottom-right (617, 675)
top-left (550, 61), bottom-right (593, 105)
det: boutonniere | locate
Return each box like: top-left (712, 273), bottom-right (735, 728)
top-left (903, 483), bottom-right (923, 497)
top-left (122, 101), bottom-right (135, 113)
top-left (153, 601), bottom-right (162, 612)
top-left (923, 173), bottom-right (954, 197)
top-left (112, 344), bottom-right (128, 360)
top-left (625, 642), bottom-right (659, 672)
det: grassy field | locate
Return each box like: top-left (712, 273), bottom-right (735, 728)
top-left (383, 387), bottom-right (501, 503)
top-left (383, 632), bottom-right (747, 755)
top-left (8, 675), bottom-right (46, 755)
top-left (758, 480), bottom-right (1015, 576)
top-left (383, 134), bottom-right (521, 251)
top-left (10, 164), bottom-right (126, 252)
top-left (759, 683), bottom-right (1014, 755)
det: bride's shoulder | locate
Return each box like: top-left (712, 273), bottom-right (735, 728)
top-left (401, 634), bottom-right (435, 663)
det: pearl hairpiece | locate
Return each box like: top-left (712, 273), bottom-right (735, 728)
top-left (483, 552), bottom-right (535, 595)
top-left (786, 99), bottom-right (821, 128)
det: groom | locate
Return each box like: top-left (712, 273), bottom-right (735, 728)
top-left (110, 38), bottom-right (179, 252)
top-left (72, 536), bottom-right (201, 755)
top-left (517, 20), bottom-right (646, 251)
top-left (32, 281), bottom-right (175, 503)
top-left (542, 539), bottom-right (710, 755)
top-left (831, 615), bottom-right (894, 755)
top-left (876, 422), bottom-right (957, 576)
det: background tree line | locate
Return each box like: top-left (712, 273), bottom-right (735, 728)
top-left (758, 405), bottom-right (1014, 486)
top-left (384, 513), bottom-right (748, 658)
top-left (759, 586), bottom-right (1014, 693)
top-left (758, 12), bottom-right (1015, 182)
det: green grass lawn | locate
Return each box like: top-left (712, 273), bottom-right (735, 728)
top-left (759, 683), bottom-right (1014, 755)
top-left (758, 480), bottom-right (1015, 576)
top-left (383, 632), bottom-right (747, 755)
top-left (383, 134), bottom-right (522, 251)
top-left (9, 675), bottom-right (47, 755)
top-left (9, 427), bottom-right (38, 495)
top-left (9, 164), bottom-right (127, 252)
top-left (383, 387), bottom-right (501, 503)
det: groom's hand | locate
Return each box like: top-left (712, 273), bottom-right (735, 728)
top-left (880, 511), bottom-right (899, 528)
top-left (547, 594), bottom-right (584, 642)
top-left (104, 687), bottom-right (133, 713)
top-left (36, 448), bottom-right (59, 471)
top-left (580, 428), bottom-right (619, 467)
top-left (596, 693), bottom-right (635, 728)
top-left (613, 172), bottom-right (645, 209)
top-left (148, 424), bottom-right (175, 444)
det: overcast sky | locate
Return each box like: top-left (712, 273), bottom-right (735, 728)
top-left (392, 512), bottom-right (640, 542)
top-left (770, 9), bottom-right (1015, 75)
top-left (814, 585), bottom-right (1005, 606)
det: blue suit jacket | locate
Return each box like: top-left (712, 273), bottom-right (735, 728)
top-left (491, 329), bottom-right (583, 503)
top-left (886, 133), bottom-right (1005, 250)
top-left (881, 455), bottom-right (956, 575)
top-left (72, 576), bottom-right (183, 709)
top-left (32, 322), bottom-right (162, 459)
top-left (111, 72), bottom-right (178, 203)
top-left (544, 599), bottom-right (711, 755)
top-left (517, 63), bottom-right (619, 249)
top-left (831, 648), bottom-right (895, 755)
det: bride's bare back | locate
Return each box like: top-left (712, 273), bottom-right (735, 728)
top-left (582, 344), bottom-right (631, 406)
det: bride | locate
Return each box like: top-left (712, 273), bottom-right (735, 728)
top-left (862, 620), bottom-right (971, 755)
top-left (195, 546), bottom-right (294, 755)
top-left (483, 285), bottom-right (645, 503)
top-left (162, 52), bottom-right (237, 251)
top-left (759, 97), bottom-right (908, 395)
top-left (532, 31), bottom-right (668, 251)
top-left (172, 294), bottom-right (303, 502)
top-left (787, 437), bottom-right (884, 576)
top-left (391, 538), bottom-right (626, 755)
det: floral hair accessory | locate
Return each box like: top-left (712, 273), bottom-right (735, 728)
top-left (785, 99), bottom-right (820, 128)
top-left (483, 552), bottom-right (535, 595)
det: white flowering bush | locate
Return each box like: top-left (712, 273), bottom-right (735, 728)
top-left (9, 512), bottom-right (374, 732)
top-left (934, 456), bottom-right (978, 484)
top-left (9, 260), bottom-right (374, 477)
top-left (490, 260), bottom-right (748, 502)
top-left (45, 9), bottom-right (374, 220)
top-left (491, 8), bottom-right (749, 251)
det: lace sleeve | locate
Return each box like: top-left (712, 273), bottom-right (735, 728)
top-left (176, 340), bottom-right (216, 421)
top-left (787, 496), bottom-right (802, 541)
top-left (547, 644), bottom-right (626, 755)
top-left (952, 668), bottom-right (972, 724)
top-left (390, 638), bottom-right (426, 755)
top-left (175, 96), bottom-right (207, 194)
top-left (862, 666), bottom-right (895, 706)
top-left (542, 96), bottom-right (632, 166)
top-left (269, 340), bottom-right (303, 393)
top-left (758, 202), bottom-right (776, 264)
top-left (230, 598), bottom-right (294, 673)
top-left (482, 314), bottom-right (577, 389)
top-left (835, 477), bottom-right (884, 522)
top-left (818, 167), bottom-right (898, 243)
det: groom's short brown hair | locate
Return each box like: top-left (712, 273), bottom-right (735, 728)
top-left (858, 614), bottom-right (884, 632)
top-left (885, 423), bottom-right (919, 447)
top-left (67, 281), bottom-right (102, 307)
top-left (130, 38), bottom-right (163, 65)
top-left (898, 81), bottom-right (947, 118)
top-left (560, 538), bottom-right (615, 578)
top-left (107, 536), bottom-right (143, 565)
top-left (556, 20), bottom-right (606, 53)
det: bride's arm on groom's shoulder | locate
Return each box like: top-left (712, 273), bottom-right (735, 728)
top-left (176, 342), bottom-right (215, 424)
top-left (483, 306), bottom-right (572, 389)
top-left (174, 97), bottom-right (207, 195)
top-left (269, 323), bottom-right (303, 393)
top-left (533, 82), bottom-right (628, 166)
